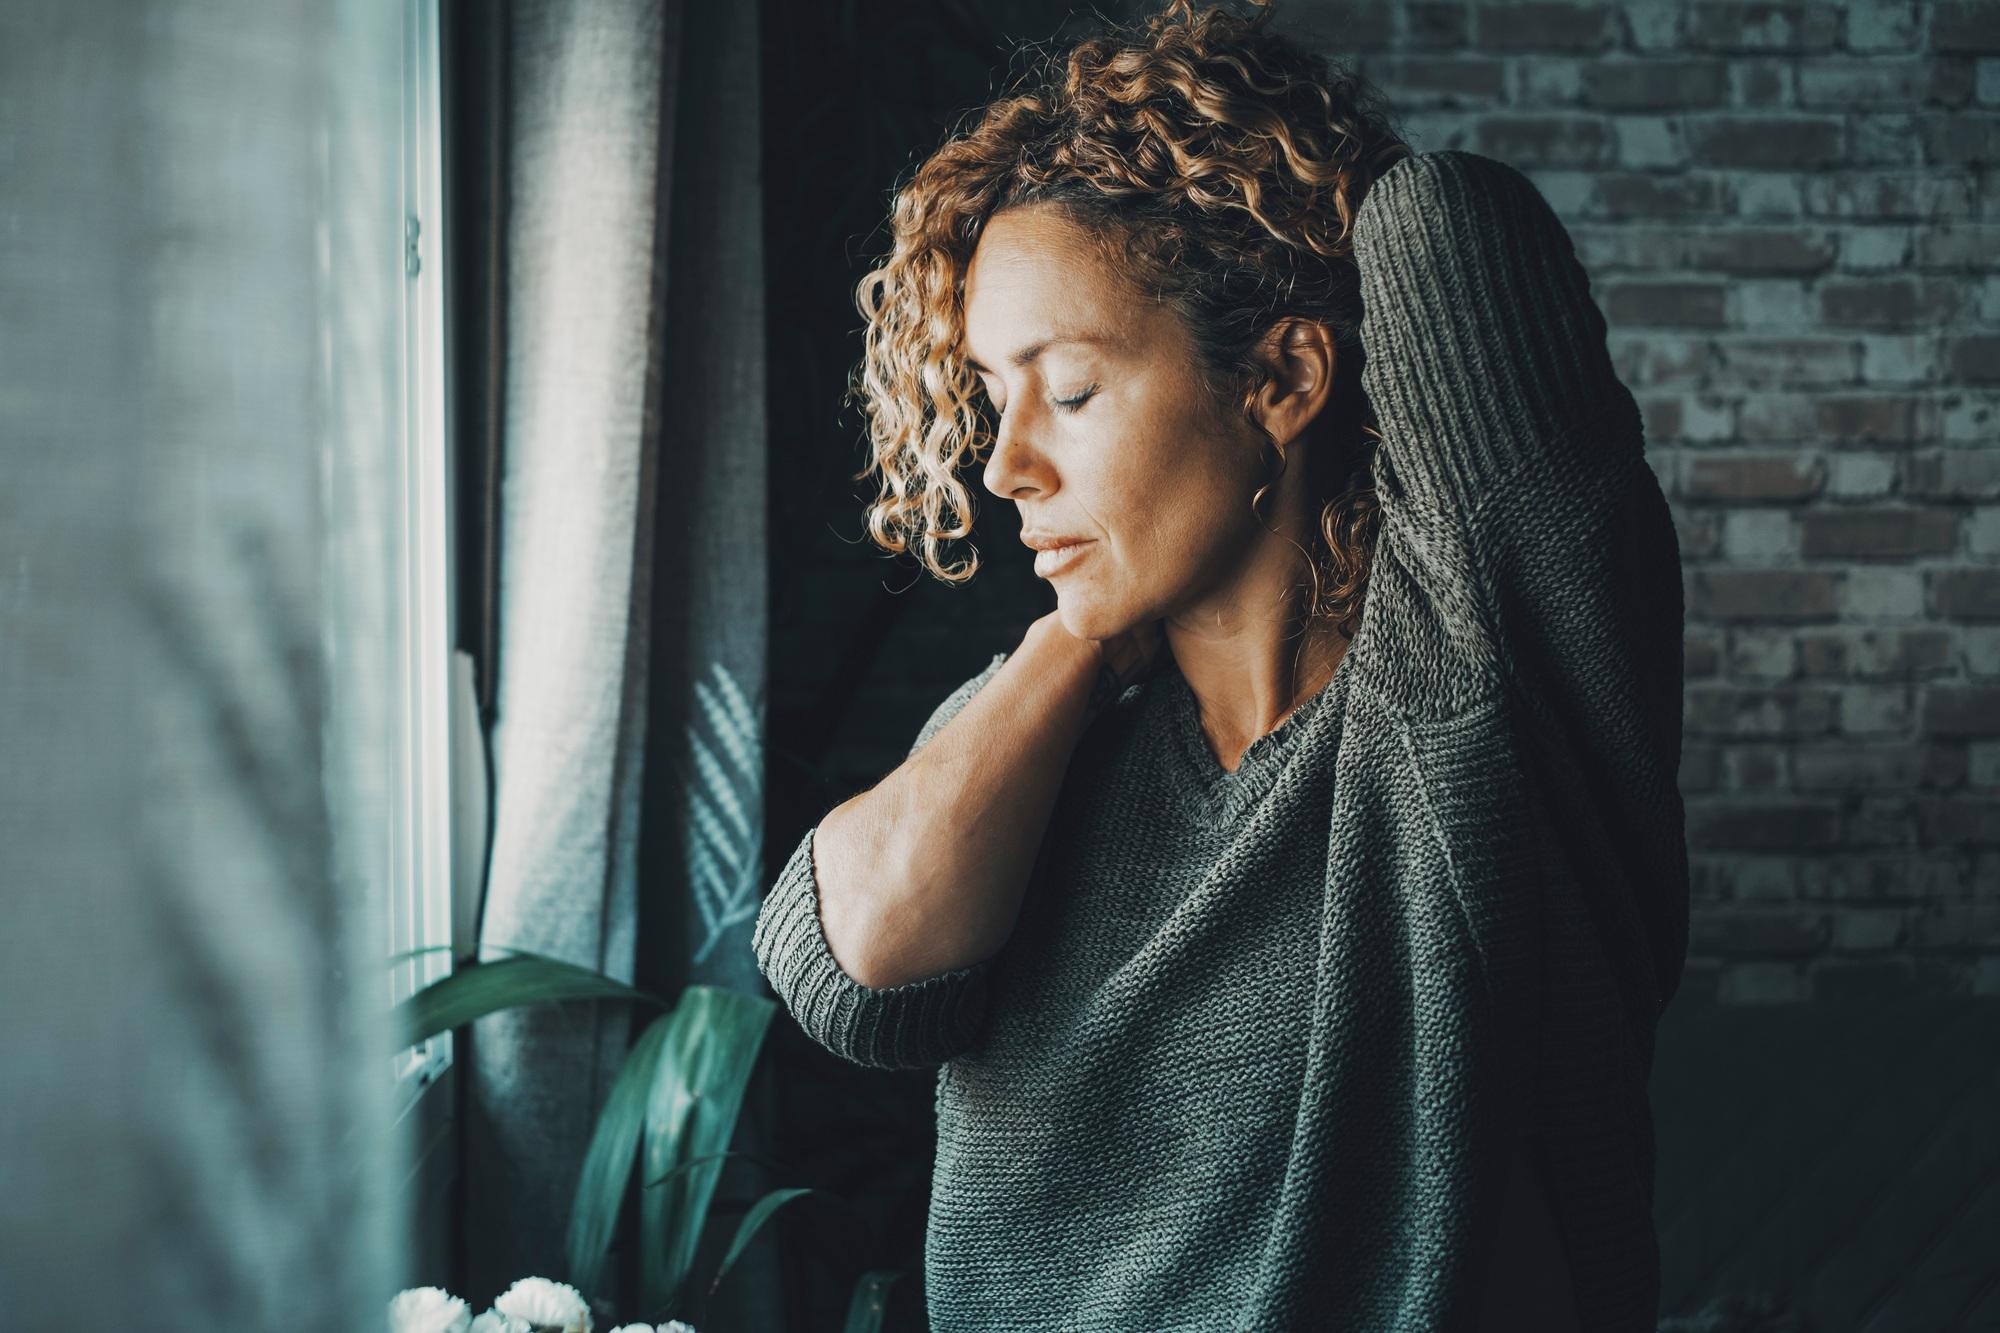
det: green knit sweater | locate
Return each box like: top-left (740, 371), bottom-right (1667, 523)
top-left (752, 149), bottom-right (1689, 1332)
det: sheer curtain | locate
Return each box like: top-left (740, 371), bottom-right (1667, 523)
top-left (462, 1), bottom-right (775, 1324)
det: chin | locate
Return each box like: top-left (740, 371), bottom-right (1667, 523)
top-left (1052, 593), bottom-right (1131, 644)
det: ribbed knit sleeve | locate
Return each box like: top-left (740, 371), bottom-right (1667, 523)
top-left (1352, 148), bottom-right (1642, 507)
top-left (750, 653), bottom-right (1011, 1070)
top-left (1353, 149), bottom-right (1690, 1024)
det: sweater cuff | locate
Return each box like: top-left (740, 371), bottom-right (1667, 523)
top-left (750, 822), bottom-right (994, 1070)
top-left (1352, 150), bottom-right (1639, 510)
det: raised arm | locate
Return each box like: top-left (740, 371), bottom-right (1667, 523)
top-left (1352, 148), bottom-right (1642, 509)
top-left (1351, 149), bottom-right (1688, 1012)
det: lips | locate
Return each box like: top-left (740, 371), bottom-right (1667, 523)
top-left (1031, 539), bottom-right (1095, 577)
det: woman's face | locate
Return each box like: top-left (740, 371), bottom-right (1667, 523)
top-left (962, 203), bottom-right (1267, 643)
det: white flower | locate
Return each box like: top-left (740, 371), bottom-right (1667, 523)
top-left (387, 1287), bottom-right (472, 1333)
top-left (468, 1313), bottom-right (532, 1333)
top-left (608, 1324), bottom-right (697, 1333)
top-left (493, 1277), bottom-right (592, 1332)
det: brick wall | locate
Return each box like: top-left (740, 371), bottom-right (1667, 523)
top-left (1332, 0), bottom-right (2000, 1001)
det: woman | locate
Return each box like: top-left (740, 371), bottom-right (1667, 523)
top-left (752, 2), bottom-right (1689, 1329)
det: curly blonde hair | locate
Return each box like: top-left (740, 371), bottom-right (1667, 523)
top-left (849, 0), bottom-right (1409, 640)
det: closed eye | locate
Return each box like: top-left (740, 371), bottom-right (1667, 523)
top-left (1053, 383), bottom-right (1099, 413)
top-left (978, 382), bottom-right (1097, 419)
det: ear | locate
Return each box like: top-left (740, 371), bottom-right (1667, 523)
top-left (1251, 317), bottom-right (1337, 449)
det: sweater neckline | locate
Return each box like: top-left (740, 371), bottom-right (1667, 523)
top-left (1155, 646), bottom-right (1351, 828)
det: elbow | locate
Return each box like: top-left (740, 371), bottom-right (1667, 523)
top-left (831, 900), bottom-right (967, 992)
top-left (819, 888), bottom-right (894, 991)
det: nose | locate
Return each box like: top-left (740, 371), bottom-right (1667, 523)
top-left (981, 404), bottom-right (1052, 501)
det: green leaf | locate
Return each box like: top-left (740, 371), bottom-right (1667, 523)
top-left (842, 1270), bottom-right (905, 1333)
top-left (643, 1147), bottom-right (791, 1190)
top-left (387, 941), bottom-right (544, 969)
top-left (706, 1187), bottom-right (820, 1295)
top-left (638, 985), bottom-right (776, 1314)
top-left (563, 1008), bottom-right (675, 1298)
top-left (393, 952), bottom-right (664, 1047)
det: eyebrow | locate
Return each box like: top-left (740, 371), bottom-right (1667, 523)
top-left (964, 331), bottom-right (1120, 376)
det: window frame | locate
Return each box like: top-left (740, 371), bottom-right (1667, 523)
top-left (388, 0), bottom-right (457, 1120)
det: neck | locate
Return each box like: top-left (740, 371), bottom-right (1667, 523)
top-left (1164, 594), bottom-right (1350, 763)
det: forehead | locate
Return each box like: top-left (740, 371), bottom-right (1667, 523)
top-left (962, 205), bottom-right (1142, 364)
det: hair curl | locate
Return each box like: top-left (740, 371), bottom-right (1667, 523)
top-left (849, 0), bottom-right (1410, 641)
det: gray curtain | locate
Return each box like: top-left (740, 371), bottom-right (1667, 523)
top-left (0, 0), bottom-right (403, 1327)
top-left (465, 0), bottom-right (775, 1325)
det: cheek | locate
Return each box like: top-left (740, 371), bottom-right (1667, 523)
top-left (1092, 470), bottom-right (1251, 610)
top-left (1131, 450), bottom-right (1249, 550)
top-left (1084, 398), bottom-right (1251, 577)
